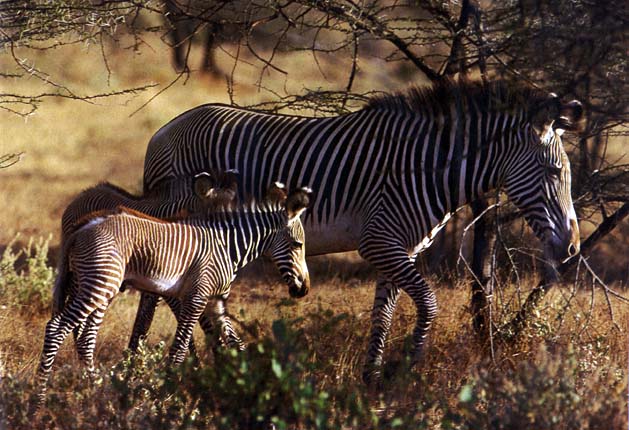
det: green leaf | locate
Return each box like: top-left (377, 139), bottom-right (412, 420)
top-left (271, 358), bottom-right (282, 378)
top-left (459, 384), bottom-right (474, 403)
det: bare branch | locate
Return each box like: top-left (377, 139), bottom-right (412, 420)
top-left (0, 152), bottom-right (24, 169)
top-left (502, 202), bottom-right (629, 339)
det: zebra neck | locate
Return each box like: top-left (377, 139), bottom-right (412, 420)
top-left (409, 110), bottom-right (522, 213)
top-left (208, 211), bottom-right (285, 271)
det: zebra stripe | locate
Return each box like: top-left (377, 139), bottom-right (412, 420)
top-left (58, 171), bottom-right (242, 354)
top-left (37, 188), bottom-right (311, 405)
top-left (142, 79), bottom-right (582, 383)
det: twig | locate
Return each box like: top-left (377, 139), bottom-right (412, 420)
top-left (306, 0), bottom-right (441, 82)
top-left (502, 202), bottom-right (629, 339)
top-left (342, 28), bottom-right (359, 110)
top-left (128, 72), bottom-right (186, 118)
top-left (0, 152), bottom-right (24, 169)
top-left (457, 201), bottom-right (501, 283)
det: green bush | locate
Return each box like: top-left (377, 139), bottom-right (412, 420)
top-left (0, 287), bottom-right (624, 429)
top-left (0, 235), bottom-right (54, 313)
top-left (454, 346), bottom-right (627, 430)
top-left (110, 318), bottom-right (380, 430)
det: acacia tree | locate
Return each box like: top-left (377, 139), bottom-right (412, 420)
top-left (0, 0), bottom-right (156, 116)
top-left (2, 0), bottom-right (627, 337)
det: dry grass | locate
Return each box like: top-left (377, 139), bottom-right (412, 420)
top-left (1, 33), bottom-right (628, 429)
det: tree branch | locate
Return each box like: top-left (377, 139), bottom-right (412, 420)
top-left (304, 0), bottom-right (441, 82)
top-left (502, 202), bottom-right (629, 339)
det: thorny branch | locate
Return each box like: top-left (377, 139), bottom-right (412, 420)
top-left (502, 202), bottom-right (629, 340)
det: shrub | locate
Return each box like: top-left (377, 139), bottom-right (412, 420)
top-left (0, 235), bottom-right (54, 314)
top-left (454, 346), bottom-right (628, 430)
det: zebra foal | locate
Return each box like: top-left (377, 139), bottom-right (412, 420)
top-left (60, 170), bottom-right (241, 353)
top-left (37, 184), bottom-right (312, 405)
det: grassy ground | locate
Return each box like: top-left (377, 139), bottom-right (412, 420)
top-left (1, 35), bottom-right (628, 429)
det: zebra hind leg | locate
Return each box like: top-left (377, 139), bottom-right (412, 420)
top-left (362, 277), bottom-right (401, 386)
top-left (75, 307), bottom-right (107, 376)
top-left (35, 303), bottom-right (93, 409)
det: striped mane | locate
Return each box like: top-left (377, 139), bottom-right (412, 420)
top-left (365, 79), bottom-right (548, 118)
top-left (71, 206), bottom-right (183, 230)
top-left (72, 197), bottom-right (287, 230)
top-left (91, 182), bottom-right (142, 200)
top-left (190, 195), bottom-right (287, 221)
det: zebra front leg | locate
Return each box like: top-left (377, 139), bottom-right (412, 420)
top-left (128, 292), bottom-right (162, 352)
top-left (362, 277), bottom-right (401, 385)
top-left (169, 294), bottom-right (208, 365)
top-left (399, 277), bottom-right (438, 366)
top-left (359, 233), bottom-right (437, 384)
top-left (200, 296), bottom-right (244, 352)
top-left (162, 296), bottom-right (201, 365)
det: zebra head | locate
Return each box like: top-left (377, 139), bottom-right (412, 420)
top-left (193, 169), bottom-right (239, 205)
top-left (266, 183), bottom-right (312, 298)
top-left (504, 94), bottom-right (583, 267)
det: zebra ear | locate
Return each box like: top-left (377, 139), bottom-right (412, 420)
top-left (211, 170), bottom-right (238, 206)
top-left (266, 182), bottom-right (287, 204)
top-left (555, 100), bottom-right (584, 133)
top-left (218, 170), bottom-right (239, 201)
top-left (286, 187), bottom-right (312, 221)
top-left (193, 172), bottom-right (216, 200)
top-left (530, 93), bottom-right (562, 134)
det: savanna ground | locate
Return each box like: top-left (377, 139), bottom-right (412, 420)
top-left (1, 35), bottom-right (628, 429)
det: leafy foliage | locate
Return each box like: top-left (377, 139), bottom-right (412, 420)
top-left (0, 235), bottom-right (54, 313)
top-left (0, 238), bottom-right (626, 429)
top-left (455, 346), bottom-right (627, 430)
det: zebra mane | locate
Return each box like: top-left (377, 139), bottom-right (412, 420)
top-left (87, 182), bottom-right (143, 200)
top-left (73, 198), bottom-right (286, 229)
top-left (365, 79), bottom-right (548, 117)
top-left (189, 195), bottom-right (286, 220)
top-left (70, 206), bottom-right (183, 230)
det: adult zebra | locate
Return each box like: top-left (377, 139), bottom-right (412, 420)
top-left (143, 79), bottom-right (582, 382)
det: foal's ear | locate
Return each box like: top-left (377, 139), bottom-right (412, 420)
top-left (193, 172), bottom-right (216, 199)
top-left (530, 93), bottom-right (562, 134)
top-left (286, 187), bottom-right (312, 221)
top-left (216, 169), bottom-right (239, 203)
top-left (266, 182), bottom-right (288, 204)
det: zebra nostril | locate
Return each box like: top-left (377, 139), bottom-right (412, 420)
top-left (568, 243), bottom-right (577, 256)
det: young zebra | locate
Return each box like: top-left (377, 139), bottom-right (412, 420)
top-left (60, 171), bottom-right (237, 237)
top-left (37, 184), bottom-right (311, 405)
top-left (59, 170), bottom-right (241, 353)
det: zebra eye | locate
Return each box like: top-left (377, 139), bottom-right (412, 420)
top-left (547, 166), bottom-right (562, 178)
top-left (291, 240), bottom-right (303, 248)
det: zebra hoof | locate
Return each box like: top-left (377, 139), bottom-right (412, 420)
top-left (28, 392), bottom-right (46, 417)
top-left (362, 366), bottom-right (383, 389)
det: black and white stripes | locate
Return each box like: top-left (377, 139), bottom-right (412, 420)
top-left (37, 187), bottom-right (311, 404)
top-left (142, 79), bottom-right (582, 382)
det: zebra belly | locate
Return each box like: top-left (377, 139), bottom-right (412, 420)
top-left (125, 273), bottom-right (186, 298)
top-left (304, 214), bottom-right (362, 256)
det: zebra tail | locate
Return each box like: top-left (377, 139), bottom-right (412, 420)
top-left (52, 236), bottom-right (74, 317)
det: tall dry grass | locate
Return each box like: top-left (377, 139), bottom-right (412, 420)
top-left (1, 33), bottom-right (627, 428)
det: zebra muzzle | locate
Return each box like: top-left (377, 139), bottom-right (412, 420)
top-left (288, 276), bottom-right (309, 298)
